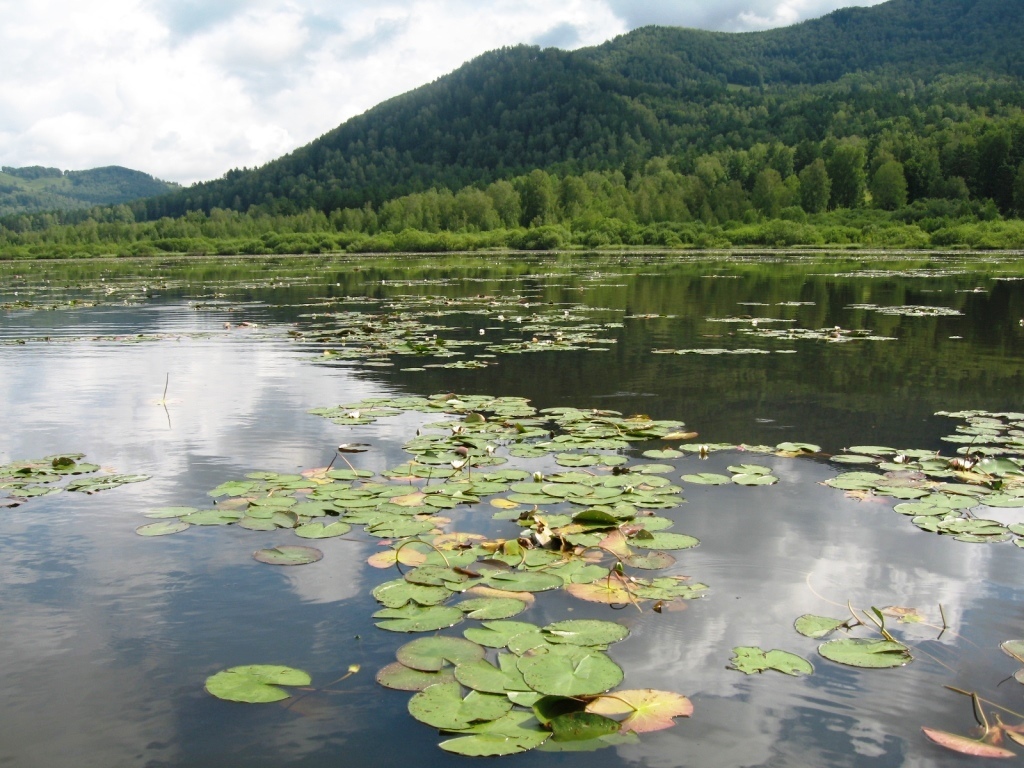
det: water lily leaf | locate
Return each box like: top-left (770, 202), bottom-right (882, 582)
top-left (396, 636), bottom-right (486, 671)
top-left (564, 581), bottom-right (635, 605)
top-left (794, 614), bottom-right (847, 638)
top-left (135, 520), bottom-right (190, 536)
top-left (455, 653), bottom-right (532, 694)
top-left (367, 547), bottom-right (429, 569)
top-left (681, 473), bottom-right (731, 485)
top-left (376, 662), bottom-right (456, 691)
top-left (252, 545), bottom-right (323, 565)
top-left (549, 712), bottom-right (622, 742)
top-left (542, 620), bottom-right (630, 647)
top-left (204, 665), bottom-right (311, 703)
top-left (373, 604), bottom-right (464, 633)
top-left (182, 509), bottom-right (243, 526)
top-left (643, 449), bottom-right (682, 459)
top-left (464, 621), bottom-right (540, 649)
top-left (921, 728), bottom-right (1016, 757)
top-left (729, 646), bottom-right (813, 676)
top-left (478, 569), bottom-right (564, 593)
top-left (294, 520), bottom-right (351, 539)
top-left (238, 516), bottom-right (278, 531)
top-left (208, 480), bottom-right (257, 497)
top-left (1000, 640), bottom-right (1024, 664)
top-left (732, 473), bottom-right (779, 486)
top-left (517, 647), bottom-right (623, 697)
top-left (818, 638), bottom-right (912, 668)
top-left (728, 464), bottom-right (772, 475)
top-left (585, 689), bottom-right (694, 733)
top-left (456, 597), bottom-right (528, 620)
top-left (144, 506), bottom-right (197, 518)
top-left (623, 551), bottom-right (676, 570)
top-left (409, 681), bottom-right (513, 730)
top-left (629, 531), bottom-right (699, 550)
top-left (439, 711), bottom-right (550, 756)
top-left (776, 442), bottom-right (820, 454)
top-left (372, 579), bottom-right (452, 608)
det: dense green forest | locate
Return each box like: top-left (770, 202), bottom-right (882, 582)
top-left (0, 166), bottom-right (178, 217)
top-left (1, 0), bottom-right (1023, 257)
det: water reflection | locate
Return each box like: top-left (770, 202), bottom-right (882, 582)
top-left (1, 255), bottom-right (1023, 767)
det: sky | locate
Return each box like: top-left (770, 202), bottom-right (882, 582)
top-left (0, 0), bottom-right (886, 185)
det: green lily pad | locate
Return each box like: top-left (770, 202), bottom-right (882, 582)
top-left (408, 681), bottom-right (513, 730)
top-left (542, 620), bottom-right (629, 647)
top-left (464, 621), bottom-right (540, 649)
top-left (135, 520), bottom-right (190, 536)
top-left (373, 604), bottom-right (465, 633)
top-left (732, 473), bottom-right (779, 486)
top-left (455, 653), bottom-right (532, 694)
top-left (456, 597), bottom-right (528, 620)
top-left (629, 531), bottom-right (700, 550)
top-left (252, 545), bottom-right (323, 565)
top-left (294, 521), bottom-right (351, 538)
top-left (549, 711), bottom-right (622, 742)
top-left (204, 665), bottom-right (311, 703)
top-left (794, 614), bottom-right (847, 639)
top-left (818, 638), bottom-right (912, 668)
top-left (517, 647), bottom-right (623, 697)
top-left (478, 569), bottom-right (564, 593)
top-left (396, 636), bottom-right (486, 671)
top-left (372, 579), bottom-right (453, 608)
top-left (438, 711), bottom-right (550, 756)
top-left (681, 473), bottom-right (731, 485)
top-left (729, 646), bottom-right (813, 676)
top-left (376, 662), bottom-right (457, 691)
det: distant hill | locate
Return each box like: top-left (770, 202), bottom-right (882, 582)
top-left (129, 0), bottom-right (1022, 219)
top-left (0, 165), bottom-right (179, 216)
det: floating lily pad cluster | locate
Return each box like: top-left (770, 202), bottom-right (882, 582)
top-left (741, 326), bottom-right (896, 343)
top-left (376, 622), bottom-right (693, 755)
top-left (682, 462), bottom-right (783, 487)
top-left (652, 347), bottom-right (795, 356)
top-left (1, 454), bottom-right (148, 508)
top-left (295, 296), bottom-right (621, 371)
top-left (823, 412), bottom-right (1024, 545)
top-left (847, 303), bottom-right (963, 317)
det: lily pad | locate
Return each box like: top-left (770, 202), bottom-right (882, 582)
top-left (135, 520), bottom-right (190, 536)
top-left (729, 646), bottom-right (813, 676)
top-left (681, 473), bottom-right (731, 485)
top-left (794, 614), bottom-right (847, 639)
top-left (542, 620), bottom-right (630, 647)
top-left (373, 604), bottom-right (465, 633)
top-left (204, 665), bottom-right (311, 703)
top-left (293, 520), bottom-right (351, 538)
top-left (408, 681), bottom-right (513, 730)
top-left (585, 689), bottom-right (694, 733)
top-left (252, 545), bottom-right (323, 565)
top-left (517, 647), bottom-right (624, 697)
top-left (396, 636), bottom-right (486, 671)
top-left (456, 597), bottom-right (528, 620)
top-left (376, 662), bottom-right (457, 691)
top-left (438, 711), bottom-right (550, 756)
top-left (818, 638), bottom-right (912, 668)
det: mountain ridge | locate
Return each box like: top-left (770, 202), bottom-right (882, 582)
top-left (108, 0), bottom-right (1024, 220)
top-left (0, 165), bottom-right (179, 217)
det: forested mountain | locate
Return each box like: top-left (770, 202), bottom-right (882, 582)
top-left (0, 165), bottom-right (178, 216)
top-left (131, 0), bottom-right (1023, 220)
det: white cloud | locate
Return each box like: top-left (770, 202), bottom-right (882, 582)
top-left (0, 1), bottom-right (885, 185)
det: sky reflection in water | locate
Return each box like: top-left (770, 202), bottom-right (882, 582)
top-left (1, 254), bottom-right (1023, 767)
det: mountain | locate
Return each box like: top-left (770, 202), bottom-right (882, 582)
top-left (131, 0), bottom-right (1023, 220)
top-left (0, 165), bottom-right (179, 216)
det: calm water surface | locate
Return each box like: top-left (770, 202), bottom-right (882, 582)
top-left (1, 253), bottom-right (1023, 767)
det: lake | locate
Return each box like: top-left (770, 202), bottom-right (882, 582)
top-left (2, 252), bottom-right (1024, 767)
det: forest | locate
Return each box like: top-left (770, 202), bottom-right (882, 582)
top-left (1, 0), bottom-right (1023, 257)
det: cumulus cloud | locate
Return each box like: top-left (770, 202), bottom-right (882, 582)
top-left (0, 1), bottom-right (883, 184)
top-left (605, 0), bottom-right (888, 32)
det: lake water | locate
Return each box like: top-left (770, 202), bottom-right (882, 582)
top-left (2, 252), bottom-right (1024, 767)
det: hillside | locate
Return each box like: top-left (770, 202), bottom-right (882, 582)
top-left (130, 0), bottom-right (1024, 220)
top-left (0, 165), bottom-right (178, 216)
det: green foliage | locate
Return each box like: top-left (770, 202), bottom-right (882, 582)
top-left (0, 166), bottom-right (177, 217)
